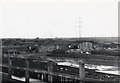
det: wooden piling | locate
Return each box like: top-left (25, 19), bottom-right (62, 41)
top-left (47, 61), bottom-right (53, 83)
top-left (79, 60), bottom-right (85, 83)
top-left (43, 73), bottom-right (47, 81)
top-left (25, 58), bottom-right (29, 83)
top-left (8, 56), bottom-right (12, 79)
top-left (41, 73), bottom-right (44, 81)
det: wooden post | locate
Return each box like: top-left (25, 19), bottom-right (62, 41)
top-left (79, 60), bottom-right (85, 83)
top-left (25, 58), bottom-right (29, 83)
top-left (8, 56), bottom-right (12, 79)
top-left (41, 73), bottom-right (44, 81)
top-left (43, 73), bottom-right (47, 81)
top-left (47, 61), bottom-right (53, 83)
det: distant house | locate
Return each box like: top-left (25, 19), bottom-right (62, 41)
top-left (55, 44), bottom-right (69, 50)
top-left (103, 42), bottom-right (119, 50)
top-left (78, 41), bottom-right (93, 51)
top-left (66, 41), bottom-right (94, 54)
top-left (38, 45), bottom-right (56, 52)
top-left (38, 44), bottom-right (69, 53)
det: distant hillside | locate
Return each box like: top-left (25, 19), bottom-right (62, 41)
top-left (61, 37), bottom-right (118, 42)
top-left (1, 37), bottom-right (119, 46)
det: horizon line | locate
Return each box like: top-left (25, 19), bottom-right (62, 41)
top-left (1, 36), bottom-right (119, 39)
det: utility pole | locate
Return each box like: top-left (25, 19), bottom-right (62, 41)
top-left (78, 17), bottom-right (82, 38)
top-left (74, 17), bottom-right (82, 38)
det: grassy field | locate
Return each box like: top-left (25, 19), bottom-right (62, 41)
top-left (47, 52), bottom-right (119, 66)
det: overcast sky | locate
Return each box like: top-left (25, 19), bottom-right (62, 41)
top-left (0, 0), bottom-right (118, 38)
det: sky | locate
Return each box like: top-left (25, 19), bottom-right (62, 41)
top-left (0, 0), bottom-right (119, 38)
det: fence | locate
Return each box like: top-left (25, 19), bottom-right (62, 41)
top-left (3, 55), bottom-right (85, 83)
